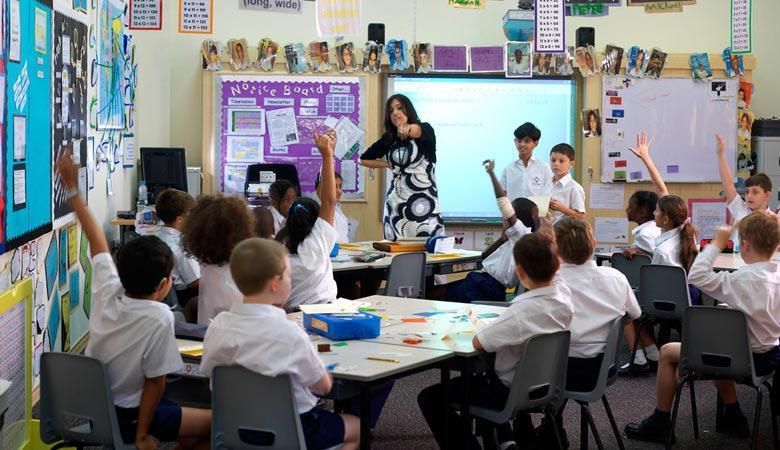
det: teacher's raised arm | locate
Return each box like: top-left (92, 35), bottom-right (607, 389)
top-left (361, 94), bottom-right (444, 240)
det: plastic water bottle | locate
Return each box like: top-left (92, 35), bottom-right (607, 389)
top-left (137, 181), bottom-right (148, 209)
top-left (135, 181), bottom-right (158, 235)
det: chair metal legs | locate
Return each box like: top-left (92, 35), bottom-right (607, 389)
top-left (666, 378), bottom-right (688, 450)
top-left (751, 386), bottom-right (762, 450)
top-left (580, 403), bottom-right (604, 450)
top-left (764, 381), bottom-right (779, 449)
top-left (546, 406), bottom-right (566, 450)
top-left (601, 395), bottom-right (625, 450)
top-left (689, 381), bottom-right (700, 439)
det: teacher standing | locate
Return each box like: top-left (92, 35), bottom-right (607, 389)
top-left (360, 94), bottom-right (444, 240)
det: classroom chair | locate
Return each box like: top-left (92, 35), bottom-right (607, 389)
top-left (163, 289), bottom-right (186, 324)
top-left (627, 264), bottom-right (691, 374)
top-left (564, 317), bottom-right (625, 450)
top-left (667, 306), bottom-right (777, 450)
top-left (455, 330), bottom-right (571, 449)
top-left (610, 253), bottom-right (651, 291)
top-left (39, 353), bottom-right (134, 449)
top-left (384, 251), bottom-right (427, 298)
top-left (211, 365), bottom-right (306, 449)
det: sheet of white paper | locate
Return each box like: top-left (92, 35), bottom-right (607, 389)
top-left (474, 231), bottom-right (500, 250)
top-left (691, 201), bottom-right (727, 239)
top-left (299, 298), bottom-right (369, 314)
top-left (226, 136), bottom-right (264, 162)
top-left (323, 116), bottom-right (339, 129)
top-left (595, 217), bottom-right (629, 243)
top-left (451, 231), bottom-right (475, 250)
top-left (78, 167), bottom-right (87, 203)
top-left (340, 159), bottom-right (357, 190)
top-left (13, 167), bottom-right (25, 205)
top-left (228, 108), bottom-right (265, 135)
top-left (333, 116), bottom-right (364, 160)
top-left (62, 35), bottom-right (71, 65)
top-left (224, 165), bottom-right (248, 194)
top-left (589, 183), bottom-right (626, 210)
top-left (266, 107), bottom-right (300, 148)
top-left (13, 115), bottom-right (25, 160)
top-left (9, 0), bottom-right (20, 61)
top-left (71, 138), bottom-right (82, 165)
top-left (434, 236), bottom-right (456, 254)
top-left (122, 137), bottom-right (135, 168)
top-left (527, 195), bottom-right (551, 217)
top-left (316, 0), bottom-right (361, 38)
top-left (87, 137), bottom-right (95, 189)
top-left (34, 7), bottom-right (46, 53)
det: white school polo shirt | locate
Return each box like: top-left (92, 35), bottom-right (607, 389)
top-left (500, 157), bottom-right (553, 201)
top-left (201, 303), bottom-right (325, 414)
top-left (481, 220), bottom-right (531, 287)
top-left (310, 193), bottom-right (350, 244)
top-left (155, 227), bottom-right (200, 290)
top-left (631, 221), bottom-right (663, 255)
top-left (550, 173), bottom-right (586, 223)
top-left (85, 253), bottom-right (183, 408)
top-left (197, 263), bottom-right (243, 325)
top-left (270, 206), bottom-right (286, 235)
top-left (476, 284), bottom-right (573, 387)
top-left (689, 245), bottom-right (780, 352)
top-left (652, 227), bottom-right (684, 268)
top-left (559, 261), bottom-right (641, 358)
top-left (286, 218), bottom-right (338, 311)
top-left (727, 197), bottom-right (775, 242)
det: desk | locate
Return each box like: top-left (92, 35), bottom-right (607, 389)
top-left (111, 218), bottom-right (137, 247)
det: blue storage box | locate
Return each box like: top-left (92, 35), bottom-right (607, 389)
top-left (304, 313), bottom-right (381, 340)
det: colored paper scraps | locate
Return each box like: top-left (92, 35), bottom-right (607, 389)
top-left (401, 317), bottom-right (427, 323)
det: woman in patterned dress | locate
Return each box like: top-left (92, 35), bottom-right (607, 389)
top-left (360, 94), bottom-right (445, 240)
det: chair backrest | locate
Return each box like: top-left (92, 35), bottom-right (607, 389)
top-left (679, 307), bottom-right (756, 383)
top-left (610, 253), bottom-right (652, 289)
top-left (566, 317), bottom-right (624, 401)
top-left (212, 366), bottom-right (306, 449)
top-left (39, 353), bottom-right (131, 448)
top-left (385, 252), bottom-right (427, 298)
top-left (493, 331), bottom-right (571, 422)
top-left (639, 264), bottom-right (691, 322)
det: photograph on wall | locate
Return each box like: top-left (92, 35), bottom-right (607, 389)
top-left (386, 39), bottom-right (408, 72)
top-left (413, 43), bottom-right (432, 74)
top-left (201, 39), bottom-right (222, 71)
top-left (362, 41), bottom-right (382, 73)
top-left (506, 41), bottom-right (531, 78)
top-left (228, 38), bottom-right (250, 71)
top-left (574, 45), bottom-right (597, 76)
top-left (309, 41), bottom-right (331, 72)
top-left (256, 38), bottom-right (278, 71)
top-left (626, 46), bottom-right (648, 77)
top-left (335, 42), bottom-right (357, 73)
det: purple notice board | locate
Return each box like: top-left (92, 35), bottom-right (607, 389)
top-left (470, 46), bottom-right (506, 73)
top-left (219, 76), bottom-right (365, 198)
top-left (433, 45), bottom-right (469, 72)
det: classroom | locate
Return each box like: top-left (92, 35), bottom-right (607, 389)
top-left (1, 0), bottom-right (779, 449)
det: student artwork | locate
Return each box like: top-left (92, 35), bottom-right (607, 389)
top-left (96, 0), bottom-right (125, 130)
top-left (413, 43), bottom-right (433, 74)
top-left (335, 42), bottom-right (357, 73)
top-left (689, 53), bottom-right (712, 80)
top-left (601, 45), bottom-right (624, 75)
top-left (201, 39), bottom-right (223, 71)
top-left (738, 80), bottom-right (753, 110)
top-left (626, 46), bottom-right (648, 78)
top-left (506, 41), bottom-right (532, 78)
top-left (582, 109), bottom-right (602, 138)
top-left (284, 43), bottom-right (309, 74)
top-left (228, 39), bottom-right (251, 71)
top-left (309, 41), bottom-right (331, 72)
top-left (256, 38), bottom-right (279, 71)
top-left (386, 39), bottom-right (409, 72)
top-left (574, 45), bottom-right (597, 77)
top-left (644, 48), bottom-right (667, 79)
top-left (362, 41), bottom-right (382, 73)
top-left (555, 47), bottom-right (574, 75)
top-left (722, 48), bottom-right (736, 77)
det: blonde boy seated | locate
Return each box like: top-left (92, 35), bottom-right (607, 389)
top-left (201, 238), bottom-right (359, 450)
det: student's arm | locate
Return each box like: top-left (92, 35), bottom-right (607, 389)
top-left (548, 200), bottom-right (586, 219)
top-left (484, 160), bottom-right (516, 226)
top-left (310, 371), bottom-right (333, 396)
top-left (481, 234), bottom-right (508, 260)
top-left (628, 131), bottom-right (668, 197)
top-left (56, 154), bottom-right (109, 257)
top-left (687, 226), bottom-right (735, 304)
top-left (472, 335), bottom-right (483, 351)
top-left (135, 375), bottom-right (166, 450)
top-left (715, 134), bottom-right (738, 203)
top-left (314, 130), bottom-right (337, 225)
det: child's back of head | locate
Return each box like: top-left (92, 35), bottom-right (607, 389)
top-left (512, 233), bottom-right (559, 284)
top-left (739, 211), bottom-right (780, 258)
top-left (182, 195), bottom-right (255, 265)
top-left (155, 188), bottom-right (195, 226)
top-left (230, 238), bottom-right (288, 297)
top-left (554, 217), bottom-right (594, 265)
top-left (511, 197), bottom-right (540, 232)
top-left (118, 236), bottom-right (174, 298)
top-left (657, 194), bottom-right (698, 271)
top-left (253, 206), bottom-right (275, 239)
top-left (276, 197), bottom-right (320, 254)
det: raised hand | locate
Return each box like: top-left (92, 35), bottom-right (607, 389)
top-left (628, 131), bottom-right (653, 161)
top-left (483, 159), bottom-right (495, 173)
top-left (715, 133), bottom-right (726, 156)
top-left (314, 129), bottom-right (336, 157)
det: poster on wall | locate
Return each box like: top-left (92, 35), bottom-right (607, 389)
top-left (53, 5), bottom-right (88, 229)
top-left (731, 0), bottom-right (751, 54)
top-left (178, 0), bottom-right (212, 34)
top-left (129, 0), bottom-right (162, 30)
top-left (219, 76), bottom-right (366, 199)
top-left (96, 0), bottom-right (125, 130)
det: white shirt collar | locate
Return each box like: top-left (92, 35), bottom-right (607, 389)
top-left (512, 284), bottom-right (559, 302)
top-left (655, 226), bottom-right (681, 247)
top-left (553, 173), bottom-right (572, 187)
top-left (230, 302), bottom-right (285, 318)
top-left (158, 226), bottom-right (181, 237)
top-left (632, 220), bottom-right (656, 235)
top-left (514, 156), bottom-right (537, 168)
top-left (560, 259), bottom-right (597, 270)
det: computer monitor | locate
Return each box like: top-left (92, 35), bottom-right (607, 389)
top-left (140, 148), bottom-right (188, 203)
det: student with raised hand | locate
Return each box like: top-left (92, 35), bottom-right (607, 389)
top-left (716, 134), bottom-right (775, 228)
top-left (622, 191), bottom-right (662, 259)
top-left (626, 212), bottom-right (780, 444)
top-left (56, 155), bottom-right (211, 449)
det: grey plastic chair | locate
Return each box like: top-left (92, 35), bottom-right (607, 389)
top-left (627, 264), bottom-right (691, 374)
top-left (565, 317), bottom-right (625, 450)
top-left (39, 352), bottom-right (134, 449)
top-left (668, 307), bottom-right (777, 450)
top-left (385, 252), bottom-right (427, 298)
top-left (610, 253), bottom-right (651, 291)
top-left (457, 330), bottom-right (571, 449)
top-left (163, 289), bottom-right (186, 324)
top-left (212, 365), bottom-right (306, 449)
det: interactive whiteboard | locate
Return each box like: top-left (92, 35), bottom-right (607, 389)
top-left (601, 76), bottom-right (738, 183)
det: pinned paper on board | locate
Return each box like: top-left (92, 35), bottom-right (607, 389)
top-left (589, 183), bottom-right (625, 210)
top-left (228, 109), bottom-right (265, 135)
top-left (266, 107), bottom-right (300, 148)
top-left (333, 117), bottom-right (363, 160)
top-left (226, 136), bottom-right (264, 163)
top-left (595, 217), bottom-right (629, 243)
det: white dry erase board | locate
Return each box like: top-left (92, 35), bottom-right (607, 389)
top-left (600, 76), bottom-right (738, 183)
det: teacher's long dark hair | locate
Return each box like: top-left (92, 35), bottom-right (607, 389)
top-left (382, 94), bottom-right (421, 146)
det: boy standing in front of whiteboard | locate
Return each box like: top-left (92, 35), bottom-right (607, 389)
top-left (56, 155), bottom-right (211, 449)
top-left (549, 143), bottom-right (586, 223)
top-left (500, 122), bottom-right (553, 201)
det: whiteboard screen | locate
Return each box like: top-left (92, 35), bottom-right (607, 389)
top-left (600, 76), bottom-right (737, 183)
top-left (386, 76), bottom-right (575, 221)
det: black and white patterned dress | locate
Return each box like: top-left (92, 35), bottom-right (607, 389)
top-left (361, 123), bottom-right (445, 240)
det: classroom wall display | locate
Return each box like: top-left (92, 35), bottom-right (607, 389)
top-left (96, 0), bottom-right (125, 130)
top-left (216, 75), bottom-right (366, 198)
top-left (0, 279), bottom-right (32, 450)
top-left (600, 76), bottom-right (738, 183)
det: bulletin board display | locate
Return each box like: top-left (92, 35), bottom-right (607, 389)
top-left (215, 75), bottom-right (366, 199)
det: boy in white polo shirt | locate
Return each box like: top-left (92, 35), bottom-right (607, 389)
top-left (549, 144), bottom-right (586, 223)
top-left (418, 232), bottom-right (573, 450)
top-left (626, 211), bottom-right (780, 444)
top-left (716, 134), bottom-right (775, 223)
top-left (201, 238), bottom-right (360, 450)
top-left (500, 122), bottom-right (553, 200)
top-left (55, 156), bottom-right (211, 449)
